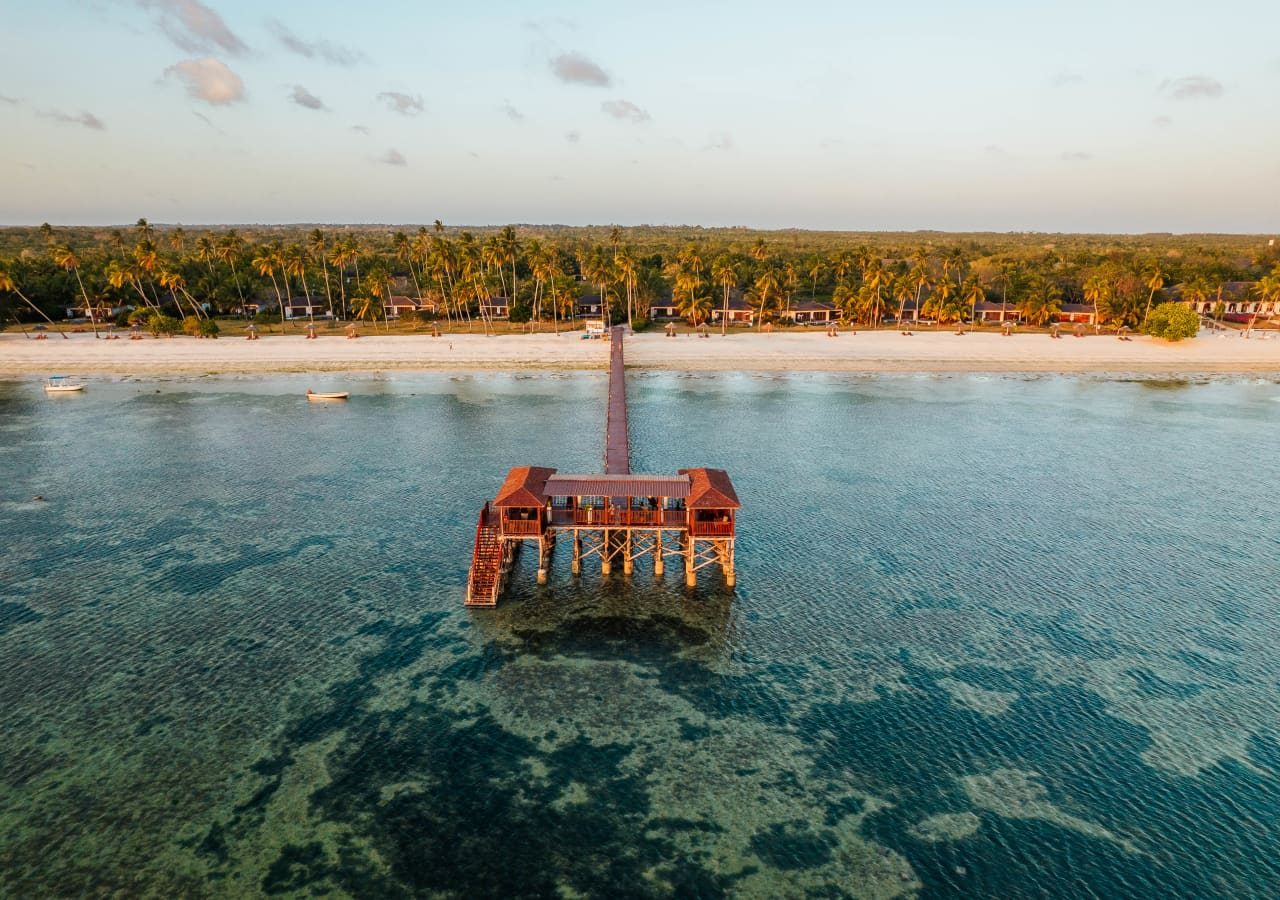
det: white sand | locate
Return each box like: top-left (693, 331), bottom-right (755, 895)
top-left (3, 329), bottom-right (1279, 377)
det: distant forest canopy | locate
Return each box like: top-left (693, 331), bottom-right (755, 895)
top-left (1, 220), bottom-right (1278, 330)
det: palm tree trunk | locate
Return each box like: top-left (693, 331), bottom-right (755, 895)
top-left (72, 268), bottom-right (98, 338)
top-left (14, 288), bottom-right (68, 338)
top-left (320, 258), bottom-right (334, 318)
top-left (229, 259), bottom-right (247, 318)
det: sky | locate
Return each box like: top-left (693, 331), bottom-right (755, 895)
top-left (2, 0), bottom-right (1278, 231)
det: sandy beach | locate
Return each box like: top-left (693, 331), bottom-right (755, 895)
top-left (3, 329), bottom-right (1279, 377)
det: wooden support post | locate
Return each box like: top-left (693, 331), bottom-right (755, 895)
top-left (685, 537), bottom-right (696, 588)
top-left (623, 530), bottom-right (633, 576)
top-left (571, 531), bottom-right (581, 576)
top-left (654, 530), bottom-right (664, 576)
top-left (601, 529), bottom-right (612, 575)
top-left (537, 536), bottom-right (550, 585)
top-left (723, 540), bottom-right (735, 588)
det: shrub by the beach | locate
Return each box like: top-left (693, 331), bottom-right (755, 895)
top-left (182, 316), bottom-right (202, 337)
top-left (147, 313), bottom-right (180, 337)
top-left (1143, 302), bottom-right (1199, 341)
top-left (253, 311), bottom-right (276, 325)
top-left (199, 318), bottom-right (220, 338)
top-left (128, 308), bottom-right (152, 327)
top-left (508, 303), bottom-right (532, 324)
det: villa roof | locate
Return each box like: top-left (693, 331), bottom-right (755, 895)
top-left (493, 466), bottom-right (556, 508)
top-left (387, 295), bottom-right (419, 307)
top-left (788, 299), bottom-right (836, 311)
top-left (545, 473), bottom-right (691, 499)
top-left (1059, 302), bottom-right (1094, 314)
top-left (680, 468), bottom-right (741, 509)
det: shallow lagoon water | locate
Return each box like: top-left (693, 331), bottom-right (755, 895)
top-left (2, 372), bottom-right (1279, 898)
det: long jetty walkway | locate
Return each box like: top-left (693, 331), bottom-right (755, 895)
top-left (465, 327), bottom-right (740, 607)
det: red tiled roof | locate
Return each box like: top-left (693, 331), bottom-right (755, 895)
top-left (493, 466), bottom-right (557, 508)
top-left (680, 468), bottom-right (741, 509)
top-left (545, 474), bottom-right (690, 499)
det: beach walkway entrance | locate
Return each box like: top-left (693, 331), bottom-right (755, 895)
top-left (465, 327), bottom-right (739, 607)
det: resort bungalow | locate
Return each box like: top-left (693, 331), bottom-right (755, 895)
top-left (972, 300), bottom-right (1020, 324)
top-left (384, 295), bottom-right (421, 319)
top-left (283, 296), bottom-right (329, 320)
top-left (710, 296), bottom-right (755, 326)
top-left (1054, 303), bottom-right (1097, 325)
top-left (648, 294), bottom-right (680, 320)
top-left (577, 294), bottom-right (606, 318)
top-left (479, 296), bottom-right (510, 320)
top-left (64, 302), bottom-right (120, 322)
top-left (780, 299), bottom-right (837, 324)
top-left (1171, 281), bottom-right (1269, 322)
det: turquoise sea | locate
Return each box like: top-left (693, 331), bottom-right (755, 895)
top-left (2, 372), bottom-right (1279, 898)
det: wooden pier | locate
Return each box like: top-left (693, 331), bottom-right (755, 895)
top-left (465, 327), bottom-right (739, 607)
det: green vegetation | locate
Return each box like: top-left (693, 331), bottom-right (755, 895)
top-left (1143, 302), bottom-right (1201, 341)
top-left (2, 220), bottom-right (1278, 335)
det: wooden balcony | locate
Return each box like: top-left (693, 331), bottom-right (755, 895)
top-left (501, 517), bottom-right (543, 536)
top-left (690, 519), bottom-right (734, 537)
top-left (548, 507), bottom-right (687, 528)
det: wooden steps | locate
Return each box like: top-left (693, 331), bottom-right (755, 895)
top-left (465, 505), bottom-right (503, 607)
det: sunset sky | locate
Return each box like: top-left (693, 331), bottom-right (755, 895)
top-left (3, 0), bottom-right (1278, 231)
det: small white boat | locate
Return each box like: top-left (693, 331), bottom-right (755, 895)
top-left (306, 389), bottom-right (349, 401)
top-left (44, 376), bottom-right (85, 393)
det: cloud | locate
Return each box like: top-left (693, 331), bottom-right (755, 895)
top-left (38, 109), bottom-right (106, 130)
top-left (0, 94), bottom-right (18, 105)
top-left (350, 124), bottom-right (370, 135)
top-left (380, 148), bottom-right (406, 166)
top-left (523, 16), bottom-right (575, 31)
top-left (1048, 72), bottom-right (1085, 88)
top-left (984, 144), bottom-right (1009, 158)
top-left (501, 100), bottom-right (524, 122)
top-left (1061, 151), bottom-right (1092, 161)
top-left (550, 52), bottom-right (611, 87)
top-left (267, 18), bottom-right (364, 66)
top-left (704, 132), bottom-right (733, 151)
top-left (601, 99), bottom-right (649, 123)
top-left (164, 57), bottom-right (246, 105)
top-left (190, 110), bottom-right (225, 134)
top-left (565, 130), bottom-right (581, 143)
top-left (139, 0), bottom-right (247, 56)
top-left (1159, 75), bottom-right (1224, 100)
top-left (289, 84), bottom-right (327, 111)
top-left (377, 91), bottom-right (424, 115)
top-left (1152, 115), bottom-right (1173, 127)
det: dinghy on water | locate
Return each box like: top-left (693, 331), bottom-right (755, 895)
top-left (44, 376), bottom-right (86, 393)
top-left (306, 389), bottom-right (349, 401)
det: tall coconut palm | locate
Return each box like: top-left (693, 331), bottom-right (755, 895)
top-left (1143, 264), bottom-right (1165, 323)
top-left (52, 245), bottom-right (98, 337)
top-left (106, 258), bottom-right (156, 312)
top-left (608, 226), bottom-right (622, 262)
top-left (218, 230), bottom-right (247, 315)
top-left (1017, 276), bottom-right (1062, 327)
top-left (615, 246), bottom-right (638, 329)
top-left (135, 218), bottom-right (153, 243)
top-left (540, 246), bottom-right (564, 334)
top-left (284, 244), bottom-right (313, 322)
top-left (169, 226), bottom-right (186, 254)
top-left (252, 246), bottom-right (285, 330)
top-left (38, 222), bottom-right (55, 245)
top-left (309, 229), bottom-right (335, 318)
top-left (1083, 273), bottom-right (1112, 329)
top-left (0, 270), bottom-right (68, 337)
top-left (751, 268), bottom-right (782, 329)
top-left (498, 225), bottom-right (521, 312)
top-left (364, 269), bottom-right (393, 330)
top-left (908, 262), bottom-right (931, 324)
top-left (750, 238), bottom-right (768, 264)
top-left (962, 276), bottom-right (986, 326)
top-left (158, 268), bottom-right (202, 320)
top-left (711, 255), bottom-right (737, 335)
top-left (193, 234), bottom-right (217, 281)
top-left (393, 230), bottom-right (423, 304)
top-left (1249, 274), bottom-right (1280, 335)
top-left (861, 256), bottom-right (890, 327)
top-left (806, 255), bottom-right (825, 298)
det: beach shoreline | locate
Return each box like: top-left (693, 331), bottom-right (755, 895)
top-left (3, 330), bottom-right (1279, 377)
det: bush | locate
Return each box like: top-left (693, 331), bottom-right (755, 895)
top-left (199, 318), bottom-right (220, 338)
top-left (147, 313), bottom-right (180, 337)
top-left (253, 310), bottom-right (278, 325)
top-left (182, 316), bottom-right (202, 337)
top-left (508, 302), bottom-right (532, 324)
top-left (1143, 302), bottom-right (1199, 341)
top-left (128, 308), bottom-right (152, 326)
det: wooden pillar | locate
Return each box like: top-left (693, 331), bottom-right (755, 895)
top-left (654, 530), bottom-right (664, 576)
top-left (722, 540), bottom-right (735, 588)
top-left (601, 529), bottom-right (612, 575)
top-left (685, 536), bottom-right (696, 588)
top-left (571, 531), bottom-right (581, 576)
top-left (623, 530), bottom-right (633, 576)
top-left (537, 535), bottom-right (550, 585)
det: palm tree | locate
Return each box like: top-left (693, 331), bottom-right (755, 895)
top-left (1143, 264), bottom-right (1165, 323)
top-left (105, 258), bottom-right (156, 312)
top-left (541, 247), bottom-right (564, 334)
top-left (962, 276), bottom-right (986, 327)
top-left (135, 218), bottom-right (153, 243)
top-left (1181, 277), bottom-right (1211, 321)
top-left (750, 238), bottom-right (768, 264)
top-left (711, 255), bottom-right (737, 335)
top-left (393, 230), bottom-right (422, 305)
top-left (252, 246), bottom-right (285, 330)
top-left (498, 225), bottom-right (521, 313)
top-left (615, 246), bottom-right (638, 329)
top-left (1017, 276), bottom-right (1062, 327)
top-left (52, 245), bottom-right (98, 337)
top-left (218, 230), bottom-right (247, 316)
top-left (364, 269), bottom-right (393, 330)
top-left (908, 262), bottom-right (931, 325)
top-left (309, 229), bottom-right (335, 318)
top-left (861, 256), bottom-right (890, 327)
top-left (0, 270), bottom-right (68, 337)
top-left (608, 226), bottom-right (622, 262)
top-left (169, 226), bottom-right (186, 254)
top-left (1083, 273), bottom-right (1112, 330)
top-left (158, 267), bottom-right (202, 320)
top-left (1249, 274), bottom-right (1280, 335)
top-left (926, 277), bottom-right (955, 327)
top-left (751, 268), bottom-right (782, 328)
top-left (284, 244), bottom-right (314, 322)
top-left (806, 256), bottom-right (825, 298)
top-left (831, 249), bottom-right (856, 286)
top-left (38, 222), bottom-right (55, 245)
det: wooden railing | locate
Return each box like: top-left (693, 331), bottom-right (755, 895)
top-left (502, 517), bottom-right (542, 536)
top-left (548, 507), bottom-right (688, 527)
top-left (690, 520), bottom-right (734, 537)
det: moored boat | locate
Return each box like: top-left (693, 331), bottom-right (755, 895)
top-left (306, 389), bottom-right (349, 401)
top-left (44, 376), bottom-right (86, 393)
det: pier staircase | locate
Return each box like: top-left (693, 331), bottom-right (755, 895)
top-left (465, 504), bottom-right (503, 607)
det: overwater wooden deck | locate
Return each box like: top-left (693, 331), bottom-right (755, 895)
top-left (465, 327), bottom-right (740, 607)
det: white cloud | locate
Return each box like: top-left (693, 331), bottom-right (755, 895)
top-left (267, 19), bottom-right (364, 66)
top-left (550, 52), bottom-right (611, 87)
top-left (1159, 75), bottom-right (1224, 100)
top-left (704, 132), bottom-right (733, 151)
top-left (380, 148), bottom-right (407, 166)
top-left (1061, 151), bottom-right (1093, 161)
top-left (501, 100), bottom-right (524, 122)
top-left (377, 91), bottom-right (424, 115)
top-left (139, 0), bottom-right (247, 56)
top-left (350, 124), bottom-right (370, 135)
top-left (1048, 72), bottom-right (1085, 88)
top-left (289, 84), bottom-right (327, 111)
top-left (38, 109), bottom-right (106, 130)
top-left (164, 57), bottom-right (246, 106)
top-left (565, 130), bottom-right (581, 143)
top-left (1152, 115), bottom-right (1173, 127)
top-left (0, 94), bottom-right (18, 105)
top-left (601, 99), bottom-right (649, 123)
